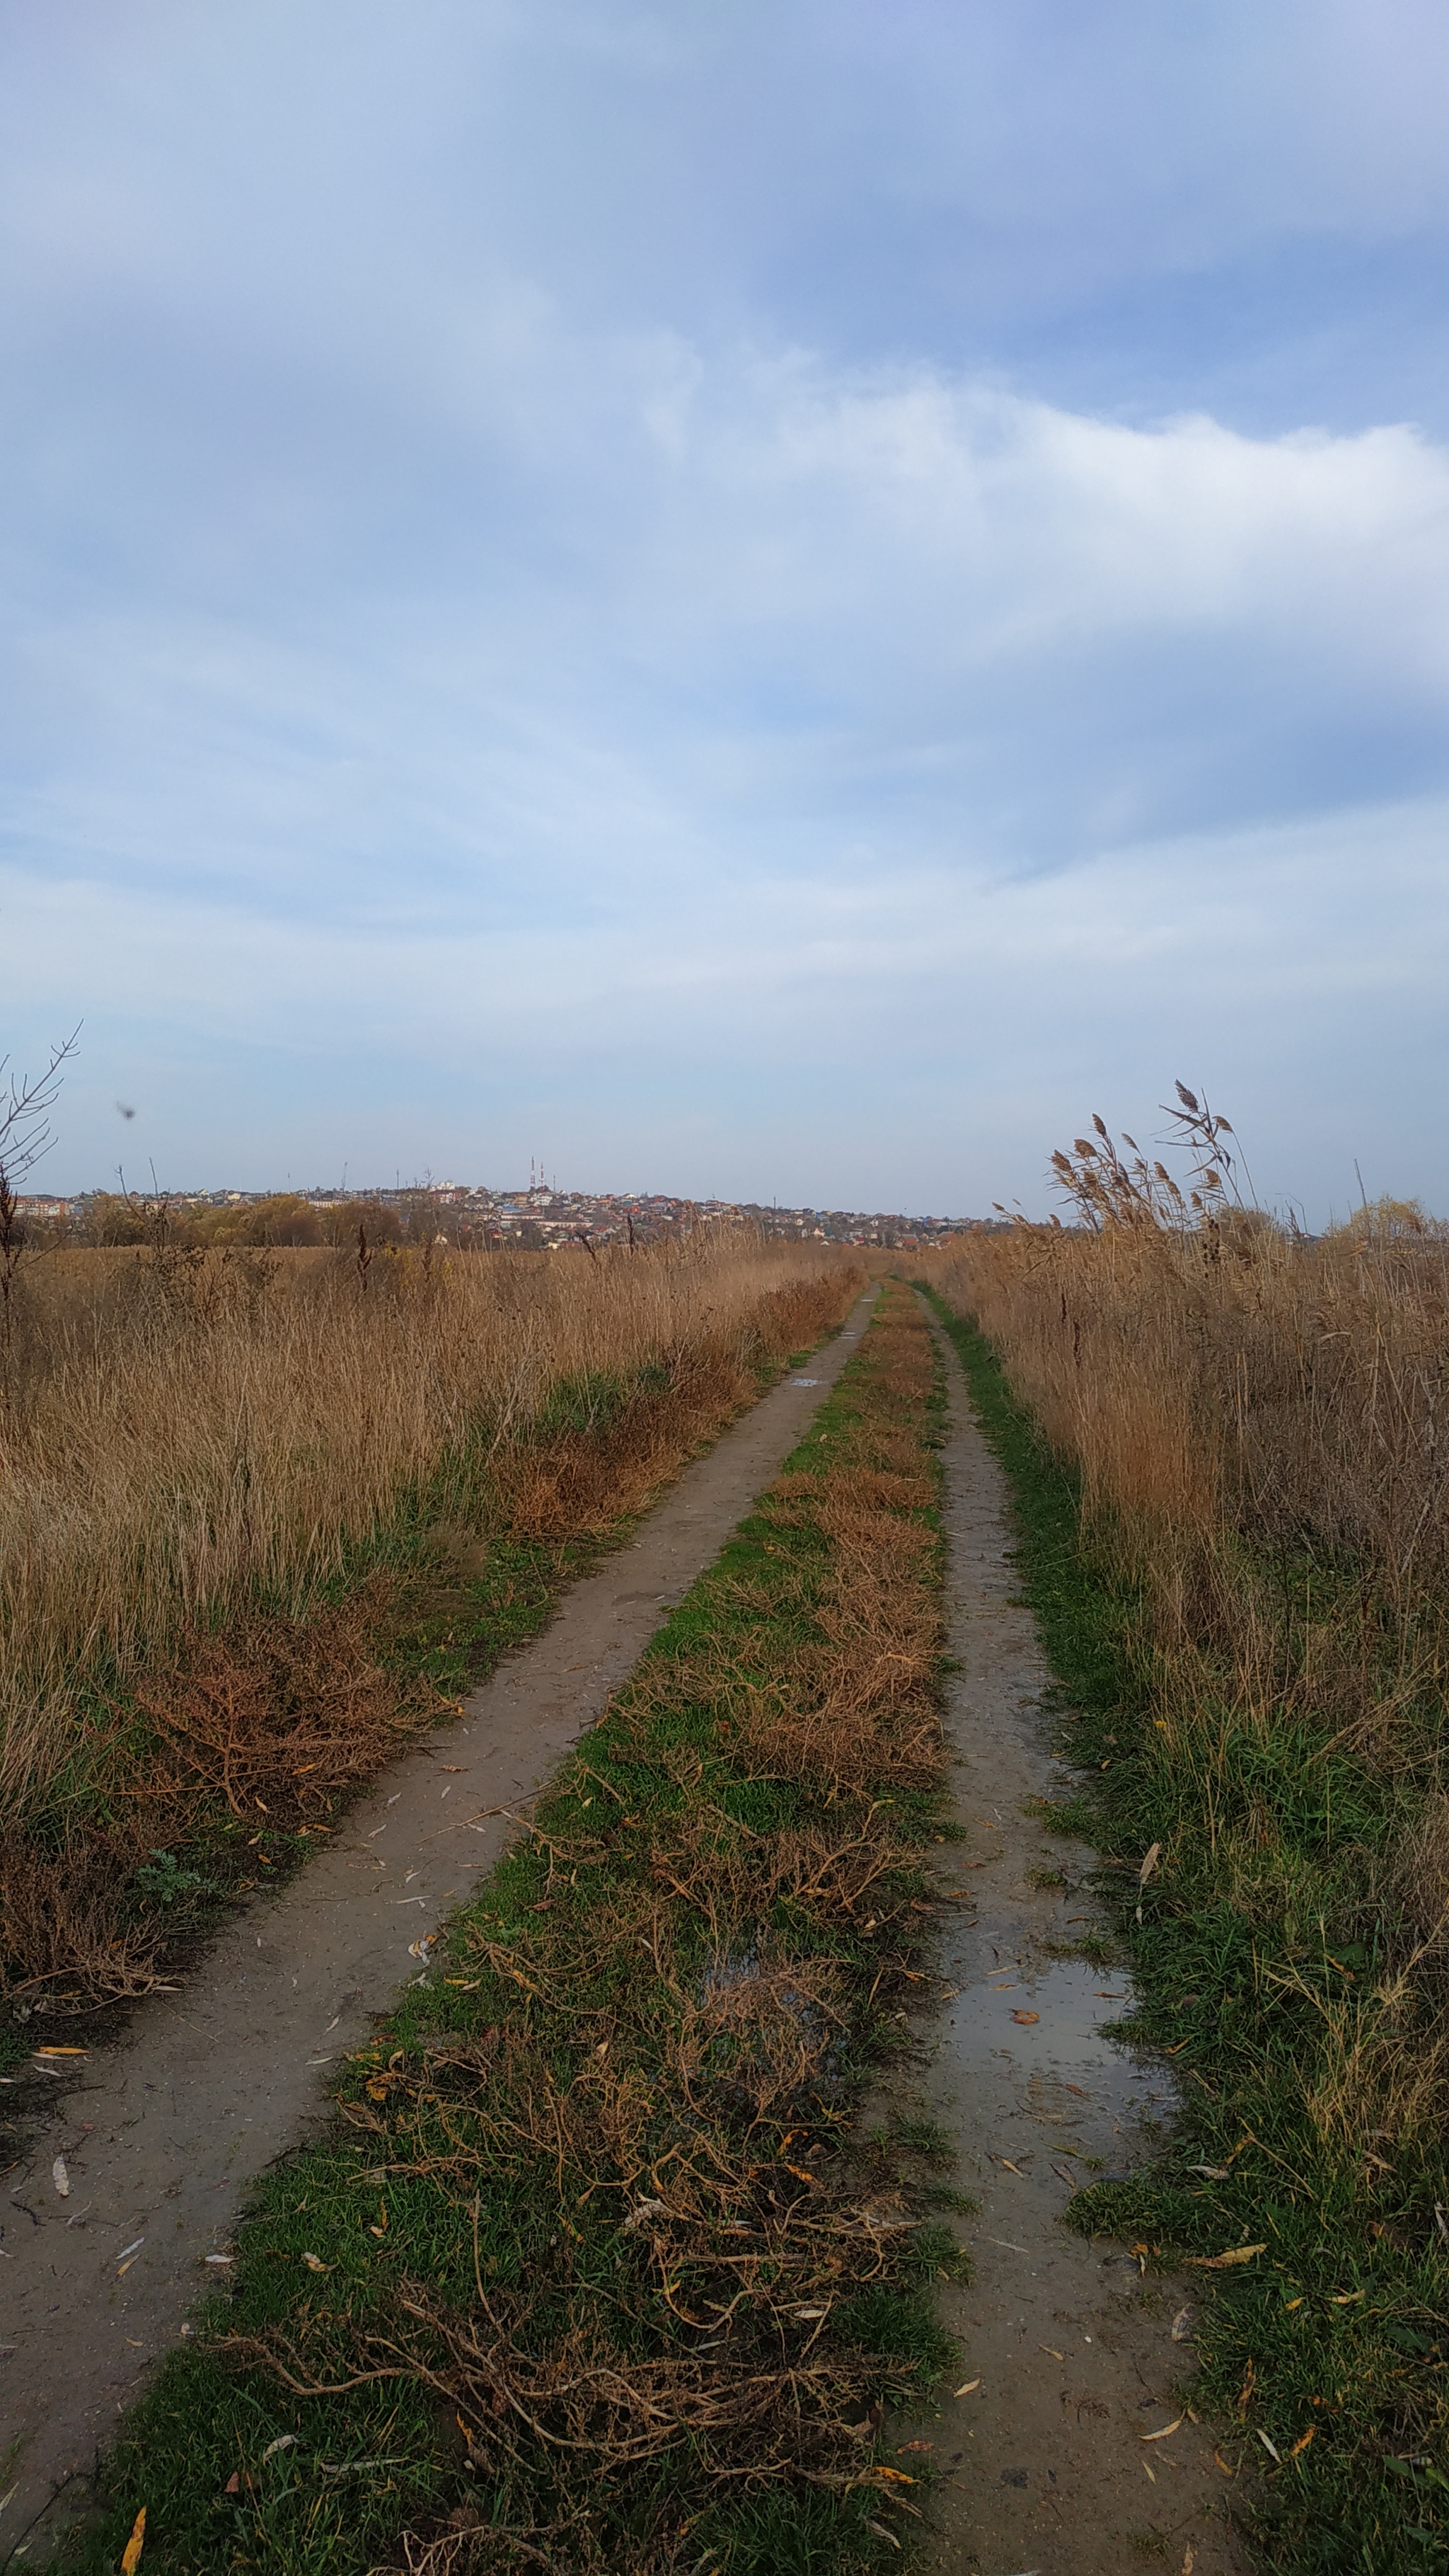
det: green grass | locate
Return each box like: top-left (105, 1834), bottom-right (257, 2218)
top-left (888, 2117), bottom-right (957, 2170)
top-left (61, 1293), bottom-right (958, 2576)
top-left (924, 1288), bottom-right (1449, 2576)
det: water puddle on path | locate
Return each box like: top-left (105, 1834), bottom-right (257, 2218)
top-left (880, 1305), bottom-right (1252, 2576)
top-left (940, 1950), bottom-right (1163, 2144)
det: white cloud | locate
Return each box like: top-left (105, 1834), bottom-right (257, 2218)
top-left (11, 785), bottom-right (1449, 1215)
top-left (5, 0), bottom-right (1449, 1213)
top-left (13, 347), bottom-right (1449, 898)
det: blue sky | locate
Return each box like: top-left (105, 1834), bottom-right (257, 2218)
top-left (4, 0), bottom-right (1449, 1216)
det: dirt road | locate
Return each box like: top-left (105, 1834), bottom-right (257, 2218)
top-left (889, 1303), bottom-right (1251, 2575)
top-left (0, 1293), bottom-right (877, 2564)
top-left (5, 1288), bottom-right (1253, 2572)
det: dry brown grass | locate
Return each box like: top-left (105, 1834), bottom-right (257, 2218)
top-left (0, 1236), bottom-right (857, 1823)
top-left (0, 1581), bottom-right (427, 1999)
top-left (0, 1241), bottom-right (860, 2011)
top-left (919, 1210), bottom-right (1449, 1697)
top-left (915, 1201), bottom-right (1449, 2140)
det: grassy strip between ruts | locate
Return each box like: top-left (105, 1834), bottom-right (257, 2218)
top-left (64, 1283), bottom-right (965, 2576)
top-left (4, 1266), bottom-right (859, 2082)
top-left (925, 1288), bottom-right (1449, 2576)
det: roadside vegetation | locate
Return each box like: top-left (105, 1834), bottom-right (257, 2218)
top-left (0, 1234), bottom-right (860, 2042)
top-left (915, 1104), bottom-right (1449, 2572)
top-left (69, 1285), bottom-right (960, 2576)
top-left (14, 1186), bottom-right (415, 1250)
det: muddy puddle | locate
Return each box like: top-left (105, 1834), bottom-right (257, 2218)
top-left (940, 1950), bottom-right (1166, 2139)
top-left (882, 1303), bottom-right (1252, 2576)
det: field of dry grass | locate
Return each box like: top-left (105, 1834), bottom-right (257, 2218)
top-left (0, 1235), bottom-right (860, 2005)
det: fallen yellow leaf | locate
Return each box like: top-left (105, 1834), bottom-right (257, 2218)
top-left (121, 2505), bottom-right (146, 2575)
top-left (1143, 2416), bottom-right (1184, 2442)
top-left (1011, 2009), bottom-right (1040, 2025)
top-left (1288, 2426), bottom-right (1317, 2459)
top-left (954, 2378), bottom-right (981, 2396)
top-left (1189, 2243), bottom-right (1266, 2269)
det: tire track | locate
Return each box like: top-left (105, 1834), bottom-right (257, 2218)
top-left (894, 1304), bottom-right (1252, 2575)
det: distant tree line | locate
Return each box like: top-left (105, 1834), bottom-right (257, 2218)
top-left (16, 1192), bottom-right (473, 1253)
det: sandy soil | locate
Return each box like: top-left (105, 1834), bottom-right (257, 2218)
top-left (0, 1292), bottom-right (877, 2564)
top-left (882, 1303), bottom-right (1253, 2576)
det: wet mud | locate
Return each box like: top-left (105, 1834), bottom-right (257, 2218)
top-left (0, 1293), bottom-right (877, 2563)
top-left (889, 1305), bottom-right (1252, 2576)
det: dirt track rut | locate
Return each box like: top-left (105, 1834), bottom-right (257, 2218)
top-left (891, 1304), bottom-right (1251, 2575)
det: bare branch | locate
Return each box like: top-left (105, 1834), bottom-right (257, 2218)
top-left (0, 1026), bottom-right (81, 1189)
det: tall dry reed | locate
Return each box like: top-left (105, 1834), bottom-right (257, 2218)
top-left (925, 1208), bottom-right (1449, 1635)
top-left (0, 1236), bottom-right (854, 1820)
top-left (918, 1199), bottom-right (1449, 2137)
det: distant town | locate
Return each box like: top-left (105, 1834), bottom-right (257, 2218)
top-left (14, 1179), bottom-right (994, 1253)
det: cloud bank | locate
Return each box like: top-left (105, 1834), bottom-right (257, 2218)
top-left (3, 1), bottom-right (1448, 1213)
